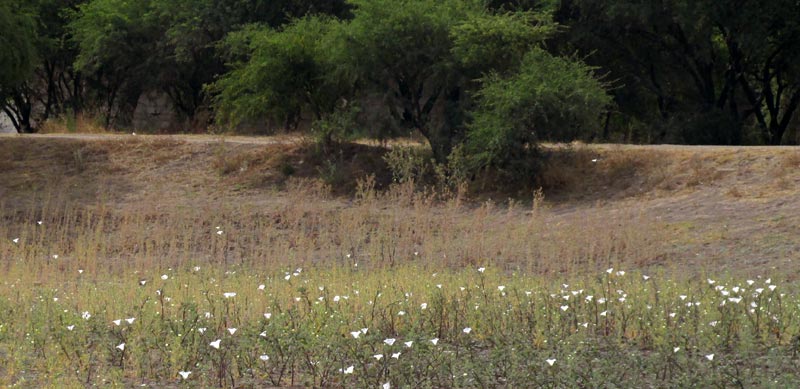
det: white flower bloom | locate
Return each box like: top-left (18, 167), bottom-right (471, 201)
top-left (198, 327), bottom-right (206, 334)
top-left (342, 366), bottom-right (354, 374)
top-left (705, 354), bottom-right (714, 361)
top-left (746, 280), bottom-right (755, 285)
top-left (430, 338), bottom-right (439, 345)
top-left (478, 267), bottom-right (485, 273)
top-left (67, 325), bottom-right (75, 331)
top-left (259, 355), bottom-right (269, 361)
top-left (258, 284), bottom-right (265, 290)
top-left (178, 371), bottom-right (191, 380)
top-left (350, 331), bottom-right (361, 339)
top-left (383, 382), bottom-right (391, 389)
top-left (161, 274), bottom-right (168, 280)
top-left (227, 328), bottom-right (237, 335)
top-left (384, 338), bottom-right (396, 346)
top-left (82, 311), bottom-right (91, 320)
top-left (404, 341), bottom-right (413, 348)
top-left (116, 343), bottom-right (125, 351)
top-left (264, 313), bottom-right (272, 319)
top-left (560, 305), bottom-right (569, 311)
top-left (463, 327), bottom-right (472, 334)
top-left (391, 352), bottom-right (401, 359)
top-left (546, 358), bottom-right (557, 366)
top-left (113, 319), bottom-right (122, 326)
top-left (673, 347), bottom-right (680, 353)
top-left (373, 354), bottom-right (383, 360)
top-left (420, 303), bottom-right (427, 309)
top-left (209, 339), bottom-right (221, 349)
top-left (223, 292), bottom-right (236, 298)
top-left (497, 286), bottom-right (505, 292)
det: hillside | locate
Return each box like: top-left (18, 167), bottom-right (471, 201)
top-left (1, 134), bottom-right (799, 277)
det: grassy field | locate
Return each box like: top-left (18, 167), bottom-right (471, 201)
top-left (1, 135), bottom-right (799, 387)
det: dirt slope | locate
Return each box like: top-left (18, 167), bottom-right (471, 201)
top-left (1, 133), bottom-right (799, 277)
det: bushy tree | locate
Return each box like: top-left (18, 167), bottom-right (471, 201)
top-left (467, 48), bottom-right (611, 175)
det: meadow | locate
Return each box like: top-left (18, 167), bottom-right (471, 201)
top-left (1, 136), bottom-right (799, 387)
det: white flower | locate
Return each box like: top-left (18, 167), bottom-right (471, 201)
top-left (462, 327), bottom-right (472, 334)
top-left (497, 285), bottom-right (505, 292)
top-left (139, 280), bottom-right (147, 286)
top-left (643, 275), bottom-right (650, 280)
top-left (258, 284), bottom-right (265, 290)
top-left (404, 341), bottom-right (413, 348)
top-left (546, 358), bottom-right (557, 366)
top-left (67, 325), bottom-right (75, 331)
top-left (769, 285), bottom-right (777, 291)
top-left (598, 298), bottom-right (607, 304)
top-left (198, 327), bottom-right (207, 334)
top-left (705, 354), bottom-right (714, 361)
top-left (585, 295), bottom-right (593, 302)
top-left (673, 347), bottom-right (680, 353)
top-left (216, 230), bottom-right (223, 235)
top-left (78, 269), bottom-right (84, 274)
top-left (728, 297), bottom-right (742, 303)
top-left (679, 295), bottom-right (687, 300)
top-left (398, 311), bottom-right (406, 316)
top-left (209, 339), bottom-right (221, 349)
top-left (766, 278), bottom-right (771, 284)
top-left (178, 371), bottom-right (191, 380)
top-left (193, 266), bottom-right (201, 271)
top-left (746, 280), bottom-right (755, 285)
top-left (391, 352), bottom-right (401, 359)
top-left (116, 343), bottom-right (125, 351)
top-left (259, 331), bottom-right (267, 337)
top-left (600, 311), bottom-right (608, 316)
top-left (616, 271), bottom-right (625, 276)
top-left (351, 331), bottom-right (361, 339)
top-left (82, 311), bottom-right (91, 320)
top-left (227, 328), bottom-right (237, 335)
top-left (383, 382), bottom-right (391, 389)
top-left (12, 238), bottom-right (19, 243)
top-left (284, 274), bottom-right (291, 281)
top-left (707, 279), bottom-right (716, 285)
top-left (259, 355), bottom-right (269, 361)
top-left (384, 338), bottom-right (396, 346)
top-left (709, 321), bottom-right (718, 327)
top-left (478, 267), bottom-right (485, 273)
top-left (264, 313), bottom-right (272, 319)
top-left (361, 328), bottom-right (368, 334)
top-left (560, 305), bottom-right (569, 311)
top-left (161, 274), bottom-right (168, 280)
top-left (373, 354), bottom-right (383, 360)
top-left (223, 292), bottom-right (236, 298)
top-left (430, 338), bottom-right (439, 345)
top-left (342, 366), bottom-right (354, 374)
top-left (53, 255), bottom-right (58, 259)
top-left (113, 319), bottom-right (122, 326)
top-left (420, 303), bottom-right (427, 310)
top-left (669, 312), bottom-right (676, 318)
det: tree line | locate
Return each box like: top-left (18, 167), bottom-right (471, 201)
top-left (2, 0), bottom-right (799, 175)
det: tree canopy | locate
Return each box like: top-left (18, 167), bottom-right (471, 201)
top-left (3, 0), bottom-right (800, 182)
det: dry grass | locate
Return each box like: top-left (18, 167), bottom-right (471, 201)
top-left (0, 178), bottom-right (667, 279)
top-left (38, 113), bottom-right (110, 134)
